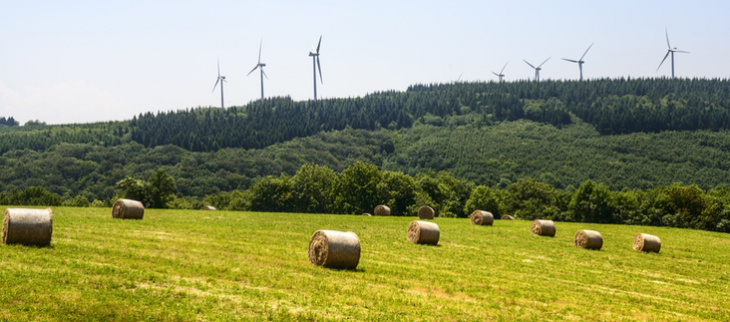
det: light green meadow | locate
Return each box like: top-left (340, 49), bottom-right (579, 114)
top-left (1, 207), bottom-right (728, 321)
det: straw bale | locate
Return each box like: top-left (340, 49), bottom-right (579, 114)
top-left (362, 213), bottom-right (372, 216)
top-left (633, 233), bottom-right (661, 253)
top-left (374, 205), bottom-right (391, 216)
top-left (470, 210), bottom-right (494, 226)
top-left (418, 206), bottom-right (435, 219)
top-left (2, 208), bottom-right (53, 247)
top-left (531, 219), bottom-right (556, 237)
top-left (112, 199), bottom-right (144, 219)
top-left (574, 230), bottom-right (603, 250)
top-left (308, 230), bottom-right (361, 269)
top-left (501, 215), bottom-right (514, 220)
top-left (201, 205), bottom-right (216, 211)
top-left (407, 220), bottom-right (440, 245)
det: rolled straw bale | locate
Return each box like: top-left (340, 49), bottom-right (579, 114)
top-left (418, 206), bottom-right (435, 219)
top-left (362, 213), bottom-right (372, 216)
top-left (407, 220), bottom-right (440, 245)
top-left (531, 219), bottom-right (556, 237)
top-left (374, 205), bottom-right (391, 216)
top-left (2, 208), bottom-right (53, 247)
top-left (201, 205), bottom-right (216, 211)
top-left (633, 233), bottom-right (661, 253)
top-left (574, 230), bottom-right (603, 250)
top-left (308, 230), bottom-right (361, 269)
top-left (501, 215), bottom-right (514, 220)
top-left (470, 210), bottom-right (494, 226)
top-left (112, 199), bottom-right (144, 219)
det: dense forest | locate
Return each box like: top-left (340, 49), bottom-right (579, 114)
top-left (2, 78), bottom-right (730, 232)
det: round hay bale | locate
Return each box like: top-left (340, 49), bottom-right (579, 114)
top-left (470, 210), bottom-right (494, 226)
top-left (418, 206), bottom-right (435, 219)
top-left (407, 220), bottom-right (440, 245)
top-left (531, 219), bottom-right (556, 237)
top-left (361, 213), bottom-right (372, 216)
top-left (112, 199), bottom-right (144, 219)
top-left (633, 233), bottom-right (661, 253)
top-left (2, 208), bottom-right (53, 247)
top-left (308, 230), bottom-right (360, 269)
top-left (374, 205), bottom-right (391, 216)
top-left (501, 215), bottom-right (514, 220)
top-left (574, 230), bottom-right (603, 250)
top-left (201, 205), bottom-right (216, 211)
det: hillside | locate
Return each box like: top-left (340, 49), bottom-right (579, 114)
top-left (2, 78), bottom-right (730, 201)
top-left (2, 208), bottom-right (728, 320)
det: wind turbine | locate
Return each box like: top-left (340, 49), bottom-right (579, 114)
top-left (247, 40), bottom-right (267, 101)
top-left (562, 43), bottom-right (594, 81)
top-left (492, 62), bottom-right (508, 83)
top-left (657, 28), bottom-right (689, 79)
top-left (523, 57), bottom-right (550, 81)
top-left (308, 36), bottom-right (323, 101)
top-left (211, 59), bottom-right (226, 108)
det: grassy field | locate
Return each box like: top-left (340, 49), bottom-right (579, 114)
top-left (1, 207), bottom-right (729, 321)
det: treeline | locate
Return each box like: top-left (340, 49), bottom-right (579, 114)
top-left (2, 79), bottom-right (730, 154)
top-left (203, 162), bottom-right (730, 233)
top-left (127, 91), bottom-right (569, 152)
top-left (410, 78), bottom-right (730, 134)
top-left (0, 117), bottom-right (18, 127)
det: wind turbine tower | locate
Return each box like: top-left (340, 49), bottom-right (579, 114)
top-left (492, 62), bottom-right (508, 83)
top-left (212, 59), bottom-right (226, 108)
top-left (523, 57), bottom-right (550, 81)
top-left (657, 28), bottom-right (689, 79)
top-left (309, 36), bottom-right (323, 101)
top-left (247, 40), bottom-right (267, 101)
top-left (562, 43), bottom-right (594, 81)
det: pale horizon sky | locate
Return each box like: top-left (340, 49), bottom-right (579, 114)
top-left (1, 0), bottom-right (729, 125)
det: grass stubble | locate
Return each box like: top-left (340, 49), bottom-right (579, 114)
top-left (1, 207), bottom-right (728, 321)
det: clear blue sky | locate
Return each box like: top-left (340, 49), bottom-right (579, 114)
top-left (1, 0), bottom-right (729, 124)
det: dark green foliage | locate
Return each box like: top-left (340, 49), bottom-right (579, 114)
top-left (117, 169), bottom-right (176, 208)
top-left (290, 163), bottom-right (337, 214)
top-left (0, 187), bottom-right (62, 206)
top-left (503, 179), bottom-right (562, 220)
top-left (464, 186), bottom-right (501, 218)
top-left (332, 161), bottom-right (383, 214)
top-left (378, 171), bottom-right (418, 216)
top-left (568, 180), bottom-right (616, 223)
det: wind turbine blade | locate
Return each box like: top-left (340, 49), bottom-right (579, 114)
top-left (537, 57), bottom-right (551, 68)
top-left (316, 35), bottom-right (322, 54)
top-left (676, 50), bottom-right (690, 54)
top-left (523, 60), bottom-right (536, 69)
top-left (258, 40), bottom-right (262, 64)
top-left (492, 72), bottom-right (499, 76)
top-left (212, 78), bottom-right (220, 93)
top-left (317, 56), bottom-right (323, 84)
top-left (500, 62), bottom-right (508, 74)
top-left (665, 27), bottom-right (671, 49)
top-left (457, 72), bottom-right (463, 81)
top-left (580, 43), bottom-right (594, 61)
top-left (247, 65), bottom-right (259, 76)
top-left (217, 59), bottom-right (221, 77)
top-left (562, 58), bottom-right (578, 63)
top-left (657, 51), bottom-right (670, 72)
top-left (262, 69), bottom-right (268, 79)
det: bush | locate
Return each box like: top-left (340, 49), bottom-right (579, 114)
top-left (464, 186), bottom-right (501, 218)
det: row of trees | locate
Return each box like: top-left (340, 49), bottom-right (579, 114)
top-left (0, 117), bottom-right (19, 127)
top-left (202, 162), bottom-right (730, 233)
top-left (3, 79), bottom-right (730, 155)
top-left (2, 162), bottom-right (729, 233)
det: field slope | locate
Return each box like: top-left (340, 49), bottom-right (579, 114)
top-left (1, 207), bottom-right (729, 320)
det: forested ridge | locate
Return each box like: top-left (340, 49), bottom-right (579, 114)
top-left (2, 78), bottom-right (730, 232)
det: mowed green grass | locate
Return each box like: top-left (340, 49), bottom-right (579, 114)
top-left (1, 207), bottom-right (729, 321)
